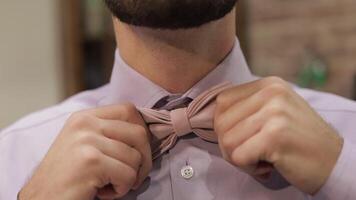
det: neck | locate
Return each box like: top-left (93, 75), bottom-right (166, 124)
top-left (114, 9), bottom-right (236, 93)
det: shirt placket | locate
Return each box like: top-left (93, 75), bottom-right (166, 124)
top-left (168, 138), bottom-right (215, 200)
top-left (156, 96), bottom-right (214, 200)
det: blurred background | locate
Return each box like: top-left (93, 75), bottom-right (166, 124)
top-left (1, 0), bottom-right (356, 128)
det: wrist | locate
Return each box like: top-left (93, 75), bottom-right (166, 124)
top-left (18, 187), bottom-right (34, 200)
top-left (19, 184), bottom-right (38, 200)
top-left (19, 178), bottom-right (48, 200)
top-left (313, 139), bottom-right (355, 199)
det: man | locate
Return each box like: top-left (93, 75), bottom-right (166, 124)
top-left (0, 0), bottom-right (355, 199)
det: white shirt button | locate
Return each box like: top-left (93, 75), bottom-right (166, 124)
top-left (181, 165), bottom-right (194, 179)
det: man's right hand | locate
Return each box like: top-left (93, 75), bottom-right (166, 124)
top-left (19, 103), bottom-right (153, 200)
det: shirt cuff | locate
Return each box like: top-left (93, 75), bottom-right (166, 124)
top-left (313, 139), bottom-right (356, 199)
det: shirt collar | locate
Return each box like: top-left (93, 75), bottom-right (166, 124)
top-left (101, 38), bottom-right (254, 108)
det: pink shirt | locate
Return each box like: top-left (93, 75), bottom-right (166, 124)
top-left (1, 39), bottom-right (356, 200)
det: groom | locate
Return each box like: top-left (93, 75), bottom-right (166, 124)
top-left (1, 0), bottom-right (355, 199)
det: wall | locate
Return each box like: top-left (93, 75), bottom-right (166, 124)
top-left (0, 1), bottom-right (63, 128)
top-left (248, 0), bottom-right (356, 98)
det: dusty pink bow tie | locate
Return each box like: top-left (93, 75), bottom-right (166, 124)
top-left (138, 83), bottom-right (233, 159)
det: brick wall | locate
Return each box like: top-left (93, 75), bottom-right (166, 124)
top-left (247, 0), bottom-right (356, 98)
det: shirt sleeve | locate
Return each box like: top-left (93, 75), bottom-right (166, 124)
top-left (312, 139), bottom-right (356, 200)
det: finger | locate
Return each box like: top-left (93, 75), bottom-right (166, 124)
top-left (215, 84), bottom-right (275, 134)
top-left (216, 79), bottom-right (267, 115)
top-left (88, 103), bottom-right (152, 141)
top-left (97, 185), bottom-right (118, 200)
top-left (82, 103), bottom-right (143, 124)
top-left (99, 120), bottom-right (152, 187)
top-left (95, 135), bottom-right (142, 171)
top-left (230, 131), bottom-right (271, 175)
top-left (215, 77), bottom-right (292, 135)
top-left (216, 77), bottom-right (288, 116)
top-left (219, 110), bottom-right (266, 158)
top-left (99, 120), bottom-right (151, 153)
top-left (98, 155), bottom-right (138, 198)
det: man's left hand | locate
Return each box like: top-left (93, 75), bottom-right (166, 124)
top-left (214, 77), bottom-right (343, 194)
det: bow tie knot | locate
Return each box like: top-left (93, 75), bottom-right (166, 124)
top-left (138, 82), bottom-right (233, 159)
top-left (170, 108), bottom-right (192, 137)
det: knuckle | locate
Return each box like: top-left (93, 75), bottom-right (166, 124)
top-left (87, 179), bottom-right (101, 191)
top-left (265, 124), bottom-right (282, 139)
top-left (263, 82), bottom-right (290, 98)
top-left (264, 76), bottom-right (287, 86)
top-left (68, 112), bottom-right (95, 129)
top-left (140, 159), bottom-right (153, 179)
top-left (259, 134), bottom-right (281, 162)
top-left (121, 103), bottom-right (138, 116)
top-left (216, 91), bottom-right (231, 107)
top-left (131, 149), bottom-right (143, 167)
top-left (112, 166), bottom-right (137, 198)
top-left (260, 140), bottom-right (276, 162)
top-left (214, 117), bottom-right (225, 134)
top-left (221, 134), bottom-right (236, 152)
top-left (264, 118), bottom-right (288, 143)
top-left (125, 167), bottom-right (138, 185)
top-left (79, 147), bottom-right (102, 167)
top-left (231, 151), bottom-right (248, 168)
top-left (268, 150), bottom-right (281, 163)
top-left (114, 183), bottom-right (131, 198)
top-left (264, 103), bottom-right (286, 117)
top-left (74, 131), bottom-right (96, 145)
top-left (133, 125), bottom-right (148, 140)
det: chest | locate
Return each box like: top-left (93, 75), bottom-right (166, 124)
top-left (121, 137), bottom-right (310, 200)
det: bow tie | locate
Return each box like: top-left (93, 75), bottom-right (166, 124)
top-left (138, 82), bottom-right (233, 159)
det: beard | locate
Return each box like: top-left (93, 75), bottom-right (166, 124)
top-left (104, 0), bottom-right (238, 29)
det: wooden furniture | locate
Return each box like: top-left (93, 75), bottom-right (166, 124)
top-left (61, 0), bottom-right (83, 97)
